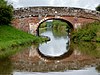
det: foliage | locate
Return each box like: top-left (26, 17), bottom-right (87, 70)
top-left (0, 25), bottom-right (47, 50)
top-left (39, 20), bottom-right (71, 37)
top-left (52, 26), bottom-right (67, 38)
top-left (39, 22), bottom-right (47, 28)
top-left (96, 4), bottom-right (100, 11)
top-left (52, 20), bottom-right (70, 29)
top-left (72, 21), bottom-right (100, 42)
top-left (52, 20), bottom-right (71, 31)
top-left (39, 22), bottom-right (47, 34)
top-left (51, 20), bottom-right (70, 38)
top-left (0, 0), bottom-right (13, 25)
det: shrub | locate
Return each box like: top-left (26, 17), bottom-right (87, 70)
top-left (0, 0), bottom-right (13, 25)
top-left (72, 21), bottom-right (100, 42)
top-left (96, 4), bottom-right (100, 11)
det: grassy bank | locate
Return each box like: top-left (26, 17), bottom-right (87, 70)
top-left (0, 25), bottom-right (47, 50)
top-left (72, 21), bottom-right (100, 42)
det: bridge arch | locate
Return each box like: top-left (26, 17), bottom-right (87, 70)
top-left (36, 18), bottom-right (74, 36)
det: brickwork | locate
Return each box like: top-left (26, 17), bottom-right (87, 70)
top-left (12, 6), bottom-right (100, 34)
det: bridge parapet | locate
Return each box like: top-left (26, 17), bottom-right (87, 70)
top-left (14, 7), bottom-right (100, 21)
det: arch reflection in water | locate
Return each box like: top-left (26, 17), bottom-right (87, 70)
top-left (38, 29), bottom-right (73, 60)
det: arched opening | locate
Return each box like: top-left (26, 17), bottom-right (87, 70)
top-left (37, 18), bottom-right (74, 59)
top-left (36, 18), bottom-right (74, 36)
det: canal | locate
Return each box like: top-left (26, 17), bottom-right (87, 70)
top-left (0, 20), bottom-right (100, 75)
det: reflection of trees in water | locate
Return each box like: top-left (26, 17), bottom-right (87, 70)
top-left (9, 43), bottom-right (100, 72)
top-left (96, 65), bottom-right (100, 73)
top-left (71, 42), bottom-right (100, 57)
top-left (0, 44), bottom-right (35, 75)
top-left (0, 58), bottom-right (12, 75)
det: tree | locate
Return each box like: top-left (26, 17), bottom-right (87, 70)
top-left (96, 4), bottom-right (100, 11)
top-left (0, 0), bottom-right (13, 25)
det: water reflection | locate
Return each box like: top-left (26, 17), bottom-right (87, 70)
top-left (13, 67), bottom-right (99, 75)
top-left (0, 58), bottom-right (13, 75)
top-left (29, 45), bottom-right (38, 57)
top-left (0, 42), bottom-right (99, 74)
top-left (37, 48), bottom-right (73, 60)
top-left (72, 42), bottom-right (100, 57)
top-left (39, 28), bottom-right (70, 58)
top-left (96, 65), bottom-right (100, 72)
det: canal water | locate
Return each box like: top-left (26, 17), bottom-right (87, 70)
top-left (39, 28), bottom-right (70, 58)
top-left (0, 22), bottom-right (100, 75)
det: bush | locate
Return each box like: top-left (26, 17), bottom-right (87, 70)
top-left (52, 20), bottom-right (71, 30)
top-left (39, 22), bottom-right (47, 28)
top-left (96, 4), bottom-right (100, 11)
top-left (72, 21), bottom-right (100, 42)
top-left (0, 0), bottom-right (13, 25)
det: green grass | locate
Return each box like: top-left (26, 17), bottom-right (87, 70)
top-left (0, 25), bottom-right (47, 50)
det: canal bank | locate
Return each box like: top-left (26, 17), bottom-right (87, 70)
top-left (0, 25), bottom-right (48, 51)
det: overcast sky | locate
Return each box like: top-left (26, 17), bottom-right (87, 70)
top-left (7, 0), bottom-right (100, 10)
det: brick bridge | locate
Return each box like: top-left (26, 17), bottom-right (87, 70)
top-left (12, 6), bottom-right (100, 35)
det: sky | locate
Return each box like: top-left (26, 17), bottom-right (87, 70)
top-left (7, 0), bottom-right (100, 10)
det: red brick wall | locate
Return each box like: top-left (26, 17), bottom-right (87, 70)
top-left (12, 16), bottom-right (95, 32)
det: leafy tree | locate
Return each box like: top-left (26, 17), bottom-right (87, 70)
top-left (0, 0), bottom-right (13, 25)
top-left (96, 4), bottom-right (100, 11)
